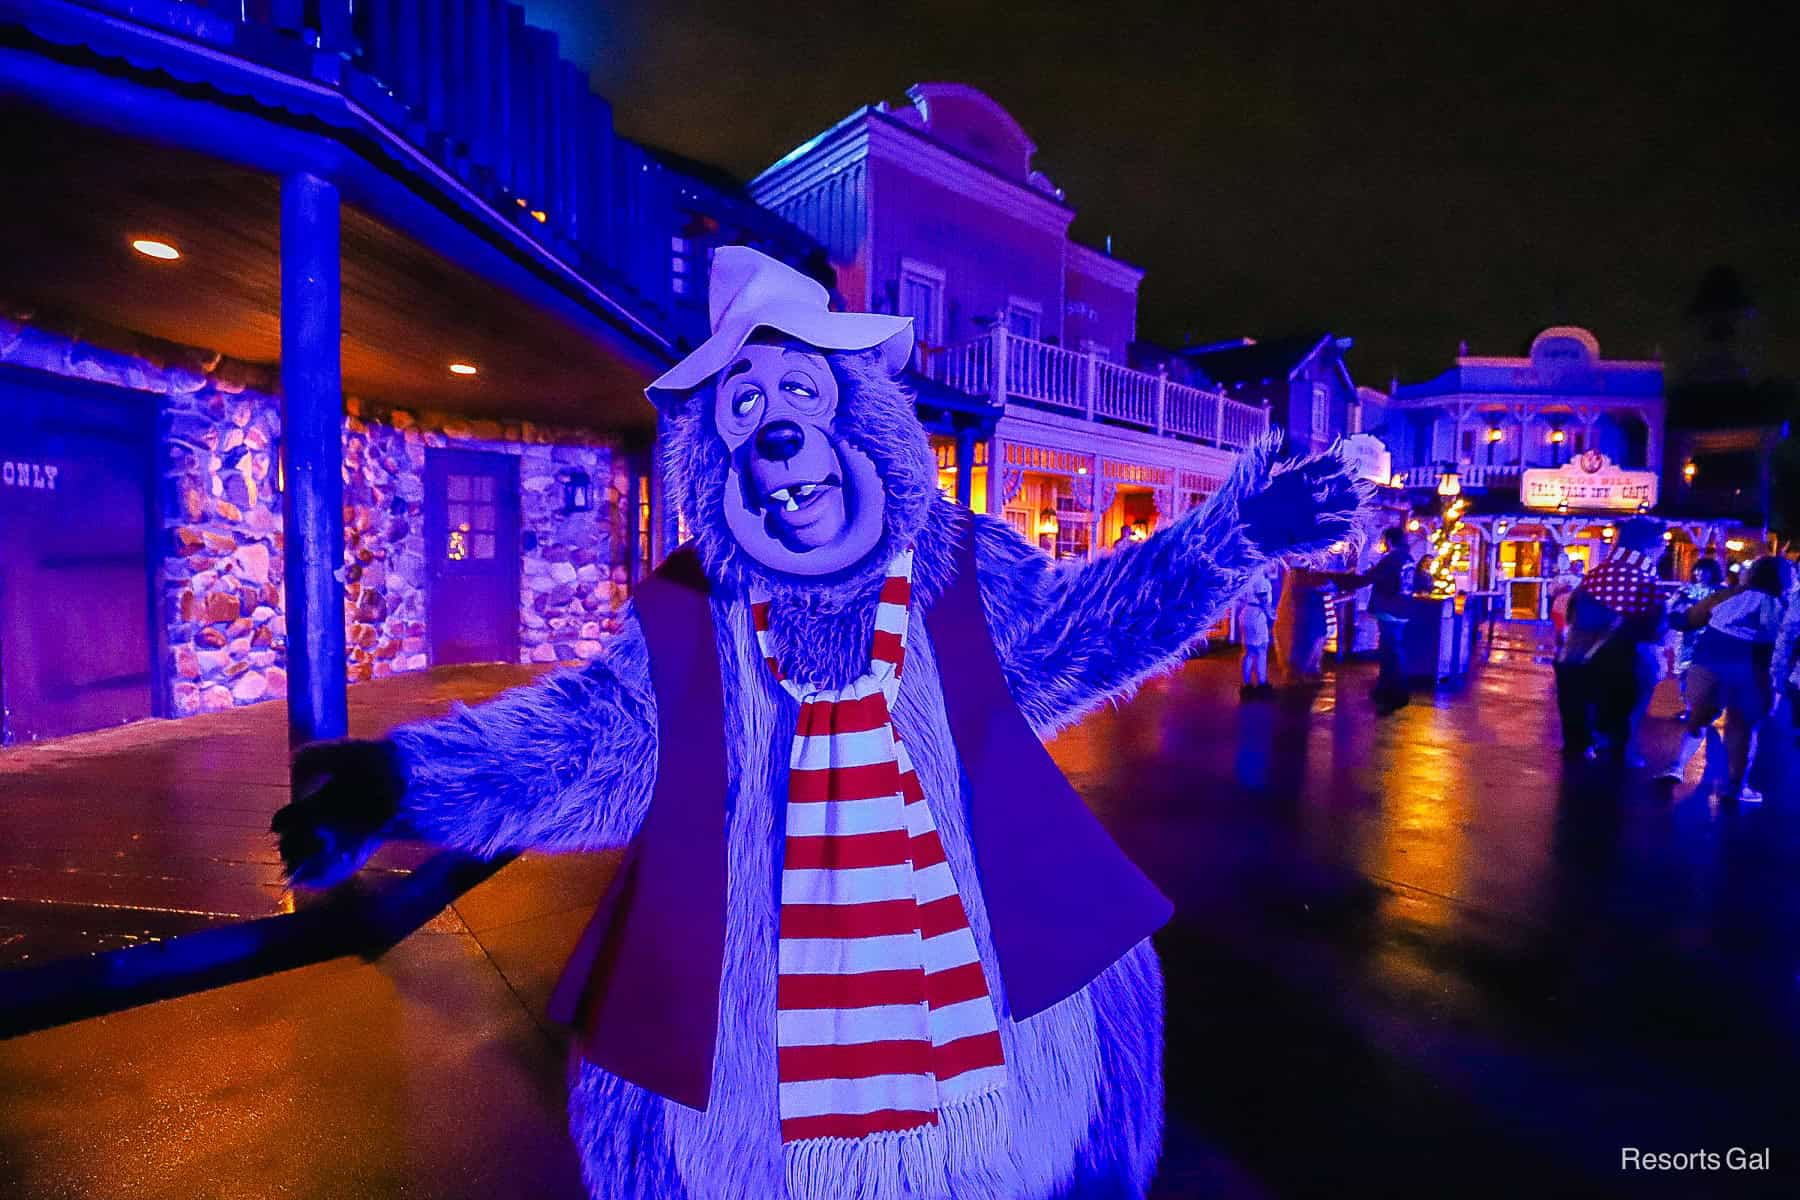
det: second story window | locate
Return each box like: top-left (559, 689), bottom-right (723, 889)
top-left (898, 259), bottom-right (946, 347)
top-left (1006, 298), bottom-right (1043, 341)
top-left (1311, 383), bottom-right (1330, 438)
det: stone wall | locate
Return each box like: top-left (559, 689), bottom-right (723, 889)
top-left (342, 399), bottom-right (632, 678)
top-left (2, 316), bottom-right (634, 719)
top-left (164, 385), bottom-right (287, 714)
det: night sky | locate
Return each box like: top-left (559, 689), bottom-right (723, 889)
top-left (526, 0), bottom-right (1798, 386)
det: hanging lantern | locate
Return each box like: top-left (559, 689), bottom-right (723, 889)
top-left (1437, 469), bottom-right (1462, 497)
top-left (555, 467), bottom-right (593, 514)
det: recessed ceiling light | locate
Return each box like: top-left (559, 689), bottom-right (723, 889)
top-left (449, 363), bottom-right (479, 376)
top-left (132, 238), bottom-right (180, 260)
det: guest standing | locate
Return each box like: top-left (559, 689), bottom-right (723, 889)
top-left (1238, 566), bottom-right (1276, 697)
top-left (1273, 564), bottom-right (1370, 685)
top-left (1368, 526), bottom-right (1426, 714)
top-left (1553, 519), bottom-right (1667, 763)
top-left (1666, 558), bottom-right (1726, 719)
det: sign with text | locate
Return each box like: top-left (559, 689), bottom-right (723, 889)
top-left (1340, 433), bottom-right (1392, 484)
top-left (1521, 451), bottom-right (1658, 513)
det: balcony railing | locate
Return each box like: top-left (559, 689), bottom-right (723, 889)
top-left (94, 0), bottom-right (811, 334)
top-left (927, 326), bottom-right (1268, 451)
top-left (1399, 464), bottom-right (1525, 489)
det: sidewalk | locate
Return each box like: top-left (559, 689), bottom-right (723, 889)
top-left (0, 852), bottom-right (609, 1200)
top-left (0, 663), bottom-right (551, 968)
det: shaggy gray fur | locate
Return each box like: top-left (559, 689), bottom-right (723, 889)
top-left (379, 346), bottom-right (1369, 1199)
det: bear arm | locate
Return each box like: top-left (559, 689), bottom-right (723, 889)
top-left (385, 611), bottom-right (657, 857)
top-left (971, 494), bottom-right (1263, 740)
top-left (971, 435), bottom-right (1369, 738)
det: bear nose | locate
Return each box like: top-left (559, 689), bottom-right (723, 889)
top-left (755, 420), bottom-right (804, 463)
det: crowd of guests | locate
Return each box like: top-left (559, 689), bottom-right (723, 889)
top-left (1224, 519), bottom-right (1800, 801)
top-left (1550, 516), bottom-right (1799, 801)
top-left (1232, 525), bottom-right (1427, 707)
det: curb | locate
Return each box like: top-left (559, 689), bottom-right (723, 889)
top-left (0, 849), bottom-right (514, 1039)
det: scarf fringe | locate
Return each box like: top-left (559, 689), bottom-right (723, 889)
top-left (782, 1086), bottom-right (1009, 1200)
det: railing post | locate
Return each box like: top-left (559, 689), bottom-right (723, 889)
top-left (280, 172), bottom-right (348, 749)
top-left (991, 323), bottom-right (1009, 408)
top-left (1154, 366), bottom-right (1167, 435)
top-left (1083, 350), bottom-right (1098, 420)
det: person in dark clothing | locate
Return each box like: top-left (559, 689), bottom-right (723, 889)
top-left (1553, 518), bottom-right (1668, 763)
top-left (1368, 526), bottom-right (1424, 713)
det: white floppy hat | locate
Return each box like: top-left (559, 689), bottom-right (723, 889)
top-left (645, 246), bottom-right (913, 409)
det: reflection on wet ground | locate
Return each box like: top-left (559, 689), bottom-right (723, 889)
top-left (0, 664), bottom-right (550, 967)
top-left (2, 638), bottom-right (1796, 1196)
top-left (1052, 639), bottom-right (1799, 1197)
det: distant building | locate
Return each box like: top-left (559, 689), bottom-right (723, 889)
top-left (1163, 332), bottom-right (1362, 456)
top-left (751, 82), bottom-right (1266, 558)
top-left (1371, 327), bottom-right (1740, 618)
top-left (1663, 267), bottom-right (1794, 530)
top-left (0, 1), bottom-right (818, 743)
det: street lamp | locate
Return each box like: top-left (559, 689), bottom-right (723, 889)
top-left (1437, 469), bottom-right (1462, 497)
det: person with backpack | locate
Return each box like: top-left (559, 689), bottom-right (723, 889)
top-left (1659, 554), bottom-right (1796, 800)
top-left (1553, 518), bottom-right (1668, 763)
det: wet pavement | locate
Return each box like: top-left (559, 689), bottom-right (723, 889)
top-left (0, 663), bottom-right (553, 967)
top-left (3, 632), bottom-right (1799, 1197)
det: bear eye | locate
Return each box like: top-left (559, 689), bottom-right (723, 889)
top-left (781, 377), bottom-right (817, 400)
top-left (732, 388), bottom-right (763, 418)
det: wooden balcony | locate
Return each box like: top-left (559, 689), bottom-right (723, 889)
top-left (31, 0), bottom-right (808, 339)
top-left (926, 326), bottom-right (1269, 451)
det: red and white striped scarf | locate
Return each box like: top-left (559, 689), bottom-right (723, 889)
top-left (751, 548), bottom-right (1007, 1148)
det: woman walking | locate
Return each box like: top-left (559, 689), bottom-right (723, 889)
top-left (1659, 555), bottom-right (1795, 800)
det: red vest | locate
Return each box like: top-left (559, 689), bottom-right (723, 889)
top-left (548, 512), bottom-right (1171, 1109)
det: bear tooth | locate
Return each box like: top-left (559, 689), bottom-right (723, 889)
top-left (785, 496), bottom-right (800, 512)
top-left (797, 483), bottom-right (817, 497)
top-left (770, 488), bottom-right (791, 503)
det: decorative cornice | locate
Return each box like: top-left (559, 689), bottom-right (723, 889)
top-left (1065, 241), bottom-right (1145, 292)
top-left (754, 108), bottom-right (1076, 238)
top-left (749, 118), bottom-right (873, 209)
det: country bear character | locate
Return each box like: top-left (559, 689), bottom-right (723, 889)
top-left (273, 246), bottom-right (1371, 1200)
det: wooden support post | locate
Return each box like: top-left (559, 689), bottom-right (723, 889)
top-left (652, 412), bottom-right (679, 563)
top-left (955, 426), bottom-right (976, 508)
top-left (280, 172), bottom-right (348, 749)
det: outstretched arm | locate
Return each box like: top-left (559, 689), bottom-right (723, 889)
top-left (273, 613), bottom-right (656, 886)
top-left (974, 435), bottom-right (1370, 736)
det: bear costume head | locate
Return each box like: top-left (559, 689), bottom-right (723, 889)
top-left (648, 251), bottom-right (940, 635)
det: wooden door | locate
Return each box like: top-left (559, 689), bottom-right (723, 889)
top-left (0, 370), bottom-right (156, 742)
top-left (424, 448), bottom-right (520, 666)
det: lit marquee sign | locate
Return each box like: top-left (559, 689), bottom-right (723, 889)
top-left (1521, 451), bottom-right (1658, 513)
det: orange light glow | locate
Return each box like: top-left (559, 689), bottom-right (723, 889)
top-left (449, 363), bottom-right (479, 376)
top-left (131, 238), bottom-right (180, 260)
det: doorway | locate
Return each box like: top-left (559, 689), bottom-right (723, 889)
top-left (0, 369), bottom-right (157, 743)
top-left (424, 448), bottom-right (520, 666)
